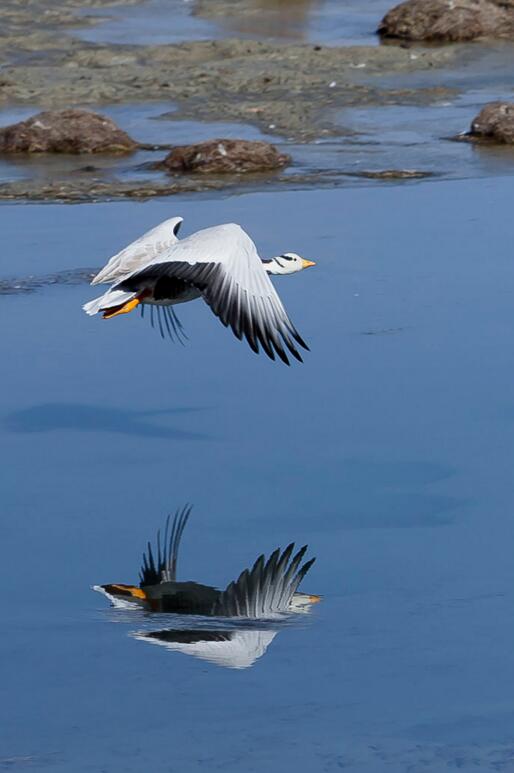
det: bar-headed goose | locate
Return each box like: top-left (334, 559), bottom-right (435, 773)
top-left (93, 505), bottom-right (319, 617)
top-left (84, 221), bottom-right (316, 364)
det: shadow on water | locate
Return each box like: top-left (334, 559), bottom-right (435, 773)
top-left (3, 403), bottom-right (208, 441)
top-left (254, 459), bottom-right (465, 530)
top-left (340, 491), bottom-right (465, 529)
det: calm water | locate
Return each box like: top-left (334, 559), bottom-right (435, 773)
top-left (2, 176), bottom-right (514, 770)
top-left (77, 0), bottom-right (390, 46)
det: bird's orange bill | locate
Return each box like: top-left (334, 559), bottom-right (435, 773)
top-left (103, 294), bottom-right (145, 319)
top-left (308, 594), bottom-right (322, 603)
top-left (301, 259), bottom-right (316, 268)
top-left (103, 583), bottom-right (147, 600)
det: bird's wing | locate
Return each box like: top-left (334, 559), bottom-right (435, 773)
top-left (91, 216), bottom-right (183, 285)
top-left (133, 628), bottom-right (277, 669)
top-left (117, 223), bottom-right (308, 365)
top-left (139, 505), bottom-right (192, 586)
top-left (213, 544), bottom-right (315, 618)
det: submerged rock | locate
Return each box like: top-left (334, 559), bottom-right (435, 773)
top-left (468, 102), bottom-right (514, 143)
top-left (158, 139), bottom-right (290, 174)
top-left (0, 268), bottom-right (97, 295)
top-left (347, 169), bottom-right (434, 179)
top-left (378, 0), bottom-right (514, 42)
top-left (0, 109), bottom-right (137, 154)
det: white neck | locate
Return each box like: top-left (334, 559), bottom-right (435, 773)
top-left (262, 256), bottom-right (293, 276)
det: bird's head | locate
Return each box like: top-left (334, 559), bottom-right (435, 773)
top-left (264, 252), bottom-right (316, 276)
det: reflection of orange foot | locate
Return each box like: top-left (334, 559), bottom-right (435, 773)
top-left (103, 296), bottom-right (141, 319)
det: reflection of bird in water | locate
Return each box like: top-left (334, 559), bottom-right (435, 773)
top-left (132, 628), bottom-right (279, 670)
top-left (201, 0), bottom-right (319, 40)
top-left (84, 218), bottom-right (315, 364)
top-left (93, 505), bottom-right (320, 616)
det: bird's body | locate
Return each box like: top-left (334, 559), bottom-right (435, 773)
top-left (93, 506), bottom-right (319, 618)
top-left (84, 218), bottom-right (315, 364)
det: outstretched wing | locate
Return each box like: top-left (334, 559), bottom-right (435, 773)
top-left (139, 505), bottom-right (192, 587)
top-left (116, 223), bottom-right (308, 365)
top-left (213, 543), bottom-right (315, 618)
top-left (91, 216), bottom-right (183, 286)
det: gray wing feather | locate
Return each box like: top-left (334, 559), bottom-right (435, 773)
top-left (213, 544), bottom-right (315, 618)
top-left (92, 216), bottom-right (183, 285)
top-left (139, 505), bottom-right (192, 586)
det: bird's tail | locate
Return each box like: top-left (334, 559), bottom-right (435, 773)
top-left (83, 288), bottom-right (137, 316)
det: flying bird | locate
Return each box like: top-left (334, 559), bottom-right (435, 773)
top-left (84, 220), bottom-right (316, 364)
top-left (93, 505), bottom-right (319, 617)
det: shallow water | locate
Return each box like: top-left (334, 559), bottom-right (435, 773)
top-left (2, 176), bottom-right (514, 770)
top-left (0, 103), bottom-right (280, 186)
top-left (77, 0), bottom-right (390, 47)
top-left (3, 96), bottom-right (514, 195)
top-left (2, 50), bottom-right (514, 196)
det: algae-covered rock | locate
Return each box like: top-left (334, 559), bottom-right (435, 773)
top-left (0, 109), bottom-right (137, 154)
top-left (158, 138), bottom-right (290, 174)
top-left (378, 0), bottom-right (514, 42)
top-left (469, 102), bottom-right (514, 143)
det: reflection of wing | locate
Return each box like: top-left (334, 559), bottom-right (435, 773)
top-left (133, 628), bottom-right (277, 669)
top-left (139, 505), bottom-right (191, 586)
top-left (214, 543), bottom-right (315, 617)
top-left (91, 216), bottom-right (183, 285)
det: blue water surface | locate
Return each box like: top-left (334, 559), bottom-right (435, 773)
top-left (1, 178), bottom-right (514, 770)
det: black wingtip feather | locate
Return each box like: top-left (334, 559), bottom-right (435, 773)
top-left (140, 505), bottom-right (193, 586)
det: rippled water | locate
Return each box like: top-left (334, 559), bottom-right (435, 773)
top-left (2, 176), bottom-right (514, 770)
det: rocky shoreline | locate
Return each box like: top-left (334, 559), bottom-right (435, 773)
top-left (0, 0), bottom-right (512, 202)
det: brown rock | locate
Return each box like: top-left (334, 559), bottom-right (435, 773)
top-left (378, 0), bottom-right (514, 42)
top-left (158, 139), bottom-right (290, 174)
top-left (0, 109), bottom-right (137, 154)
top-left (468, 102), bottom-right (514, 143)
